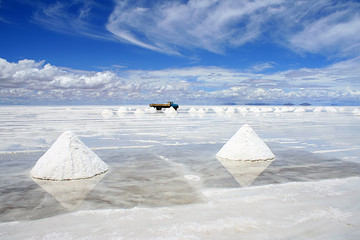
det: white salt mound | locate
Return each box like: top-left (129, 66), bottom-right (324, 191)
top-left (216, 124), bottom-right (275, 161)
top-left (165, 107), bottom-right (177, 116)
top-left (261, 107), bottom-right (273, 113)
top-left (352, 108), bottom-right (360, 115)
top-left (313, 107), bottom-right (323, 112)
top-left (225, 107), bottom-right (235, 115)
top-left (273, 107), bottom-right (283, 113)
top-left (101, 109), bottom-right (113, 119)
top-left (134, 108), bottom-right (145, 116)
top-left (325, 106), bottom-right (337, 113)
top-left (249, 107), bottom-right (261, 113)
top-left (237, 107), bottom-right (248, 113)
top-left (30, 131), bottom-right (109, 181)
top-left (194, 108), bottom-right (205, 118)
top-left (197, 108), bottom-right (206, 115)
top-left (117, 106), bottom-right (128, 115)
top-left (188, 107), bottom-right (197, 113)
top-left (145, 107), bottom-right (157, 114)
top-left (214, 107), bottom-right (224, 114)
top-left (294, 107), bottom-right (306, 113)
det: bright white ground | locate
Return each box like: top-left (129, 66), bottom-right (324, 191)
top-left (0, 105), bottom-right (359, 239)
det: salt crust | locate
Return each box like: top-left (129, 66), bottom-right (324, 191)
top-left (216, 124), bottom-right (275, 161)
top-left (30, 131), bottom-right (108, 181)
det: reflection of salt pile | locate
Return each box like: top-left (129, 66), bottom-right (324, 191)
top-left (217, 124), bottom-right (274, 161)
top-left (216, 124), bottom-right (275, 186)
top-left (32, 173), bottom-right (105, 210)
top-left (218, 159), bottom-right (274, 187)
top-left (31, 131), bottom-right (109, 181)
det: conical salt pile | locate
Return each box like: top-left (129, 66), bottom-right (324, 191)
top-left (216, 124), bottom-right (275, 161)
top-left (165, 107), bottom-right (177, 117)
top-left (31, 131), bottom-right (109, 180)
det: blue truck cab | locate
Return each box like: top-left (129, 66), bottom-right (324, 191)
top-left (149, 101), bottom-right (179, 110)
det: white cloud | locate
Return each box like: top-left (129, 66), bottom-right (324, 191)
top-left (249, 62), bottom-right (276, 72)
top-left (1, 57), bottom-right (359, 104)
top-left (290, 12), bottom-right (360, 56)
top-left (106, 0), bottom-right (284, 54)
top-left (31, 0), bottom-right (111, 40)
top-left (104, 0), bottom-right (360, 57)
top-left (25, 0), bottom-right (360, 58)
top-left (0, 58), bottom-right (116, 90)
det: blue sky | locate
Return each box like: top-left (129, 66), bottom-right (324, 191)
top-left (0, 0), bottom-right (360, 105)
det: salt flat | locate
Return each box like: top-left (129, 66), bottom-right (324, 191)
top-left (0, 105), bottom-right (359, 239)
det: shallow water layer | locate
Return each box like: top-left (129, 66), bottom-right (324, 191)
top-left (0, 106), bottom-right (360, 229)
top-left (1, 177), bottom-right (360, 240)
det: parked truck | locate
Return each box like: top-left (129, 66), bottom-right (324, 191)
top-left (149, 101), bottom-right (179, 110)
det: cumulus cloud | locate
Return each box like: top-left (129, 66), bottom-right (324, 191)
top-left (0, 58), bottom-right (122, 104)
top-left (0, 58), bottom-right (115, 89)
top-left (1, 57), bottom-right (359, 104)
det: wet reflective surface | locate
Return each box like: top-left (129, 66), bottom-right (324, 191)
top-left (1, 106), bottom-right (360, 223)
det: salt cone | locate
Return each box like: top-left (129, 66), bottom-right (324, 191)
top-left (30, 131), bottom-right (108, 180)
top-left (216, 124), bottom-right (274, 161)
